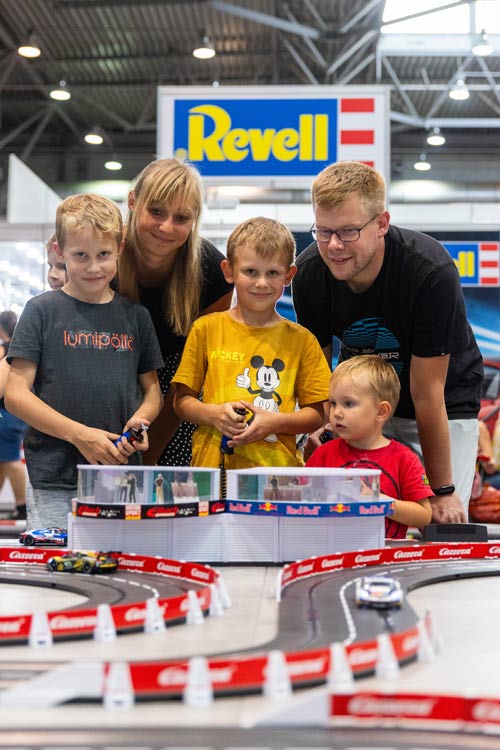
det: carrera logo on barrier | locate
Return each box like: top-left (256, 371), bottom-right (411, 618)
top-left (0, 618), bottom-right (26, 633)
top-left (297, 563), bottom-right (314, 575)
top-left (124, 603), bottom-right (167, 623)
top-left (488, 545), bottom-right (500, 554)
top-left (157, 562), bottom-right (182, 575)
top-left (49, 614), bottom-right (97, 630)
top-left (190, 568), bottom-right (211, 581)
top-left (354, 552), bottom-right (382, 565)
top-left (472, 700), bottom-right (500, 722)
top-left (119, 558), bottom-right (144, 568)
top-left (321, 557), bottom-right (344, 569)
top-left (438, 547), bottom-right (473, 556)
top-left (288, 656), bottom-right (326, 677)
top-left (157, 664), bottom-right (235, 686)
top-left (347, 646), bottom-right (379, 666)
top-left (8, 551), bottom-right (45, 561)
top-left (393, 549), bottom-right (424, 560)
top-left (348, 695), bottom-right (437, 716)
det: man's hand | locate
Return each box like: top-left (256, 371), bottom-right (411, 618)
top-left (430, 492), bottom-right (467, 524)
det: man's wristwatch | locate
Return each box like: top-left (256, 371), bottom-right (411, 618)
top-left (431, 484), bottom-right (456, 496)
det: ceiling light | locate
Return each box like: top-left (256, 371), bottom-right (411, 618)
top-left (17, 33), bottom-right (41, 58)
top-left (85, 127), bottom-right (104, 145)
top-left (472, 29), bottom-right (493, 57)
top-left (50, 79), bottom-right (71, 101)
top-left (105, 159), bottom-right (123, 171)
top-left (449, 79), bottom-right (470, 101)
top-left (426, 127), bottom-right (445, 147)
top-left (193, 34), bottom-right (216, 60)
top-left (414, 153), bottom-right (431, 172)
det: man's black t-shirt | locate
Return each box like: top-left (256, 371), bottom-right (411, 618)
top-left (292, 224), bottom-right (483, 420)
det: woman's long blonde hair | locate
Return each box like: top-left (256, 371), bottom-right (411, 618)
top-left (118, 158), bottom-right (204, 337)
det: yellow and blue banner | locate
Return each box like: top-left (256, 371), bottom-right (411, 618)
top-left (158, 86), bottom-right (390, 183)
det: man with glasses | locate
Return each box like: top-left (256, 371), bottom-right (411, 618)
top-left (292, 161), bottom-right (482, 525)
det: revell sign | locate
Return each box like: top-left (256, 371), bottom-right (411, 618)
top-left (158, 86), bottom-right (390, 185)
top-left (444, 241), bottom-right (500, 287)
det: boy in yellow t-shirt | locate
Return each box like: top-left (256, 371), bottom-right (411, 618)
top-left (173, 217), bottom-right (331, 469)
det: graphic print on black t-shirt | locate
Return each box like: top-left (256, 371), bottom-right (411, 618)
top-left (341, 316), bottom-right (403, 374)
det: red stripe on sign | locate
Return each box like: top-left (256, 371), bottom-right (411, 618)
top-left (480, 243), bottom-right (498, 251)
top-left (480, 260), bottom-right (498, 268)
top-left (341, 130), bottom-right (374, 145)
top-left (481, 278), bottom-right (499, 285)
top-left (341, 98), bottom-right (375, 113)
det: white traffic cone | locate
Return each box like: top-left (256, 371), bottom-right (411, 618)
top-left (425, 607), bottom-right (442, 653)
top-left (208, 583), bottom-right (223, 617)
top-left (94, 603), bottom-right (116, 643)
top-left (263, 650), bottom-right (292, 701)
top-left (144, 596), bottom-right (166, 635)
top-left (103, 661), bottom-right (134, 710)
top-left (28, 610), bottom-right (53, 648)
top-left (327, 642), bottom-right (355, 693)
top-left (375, 633), bottom-right (400, 680)
top-left (217, 576), bottom-right (232, 609)
top-left (417, 619), bottom-right (435, 663)
top-left (186, 589), bottom-right (204, 626)
top-left (182, 656), bottom-right (213, 708)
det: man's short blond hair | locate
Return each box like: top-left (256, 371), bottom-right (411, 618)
top-left (330, 355), bottom-right (400, 415)
top-left (56, 193), bottom-right (123, 249)
top-left (312, 161), bottom-right (386, 215)
top-left (226, 217), bottom-right (296, 267)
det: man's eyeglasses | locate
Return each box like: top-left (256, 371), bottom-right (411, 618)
top-left (310, 214), bottom-right (379, 244)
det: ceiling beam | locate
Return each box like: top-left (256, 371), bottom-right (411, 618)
top-left (326, 29), bottom-right (377, 76)
top-left (0, 109), bottom-right (48, 150)
top-left (282, 39), bottom-right (319, 85)
top-left (21, 107), bottom-right (54, 161)
top-left (211, 1), bottom-right (321, 40)
top-left (340, 0), bottom-right (384, 34)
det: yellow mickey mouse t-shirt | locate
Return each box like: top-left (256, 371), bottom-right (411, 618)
top-left (172, 311), bottom-right (331, 469)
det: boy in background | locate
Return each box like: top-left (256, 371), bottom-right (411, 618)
top-left (307, 355), bottom-right (432, 538)
top-left (45, 233), bottom-right (67, 290)
top-left (173, 216), bottom-right (331, 469)
top-left (6, 194), bottom-right (163, 529)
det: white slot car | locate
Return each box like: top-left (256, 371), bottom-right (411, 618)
top-left (355, 576), bottom-right (404, 609)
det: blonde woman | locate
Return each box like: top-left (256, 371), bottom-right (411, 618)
top-left (118, 158), bottom-right (233, 466)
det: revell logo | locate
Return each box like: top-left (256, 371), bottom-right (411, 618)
top-left (173, 99), bottom-right (337, 176)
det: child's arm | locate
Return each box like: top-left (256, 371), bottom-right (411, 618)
top-left (387, 497), bottom-right (432, 528)
top-left (174, 384), bottom-right (249, 439)
top-left (116, 371), bottom-right (163, 455)
top-left (6, 357), bottom-right (129, 465)
top-left (0, 358), bottom-right (9, 400)
top-left (229, 400), bottom-right (325, 448)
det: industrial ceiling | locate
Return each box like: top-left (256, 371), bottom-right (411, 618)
top-left (1, 0), bottom-right (500, 208)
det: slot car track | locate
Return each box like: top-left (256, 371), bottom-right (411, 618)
top-left (0, 563), bottom-right (203, 613)
top-left (2, 542), bottom-right (500, 750)
top-left (1, 726), bottom-right (500, 750)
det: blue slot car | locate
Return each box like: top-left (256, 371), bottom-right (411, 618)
top-left (19, 527), bottom-right (68, 547)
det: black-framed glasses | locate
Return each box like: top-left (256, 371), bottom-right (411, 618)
top-left (310, 214), bottom-right (379, 243)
